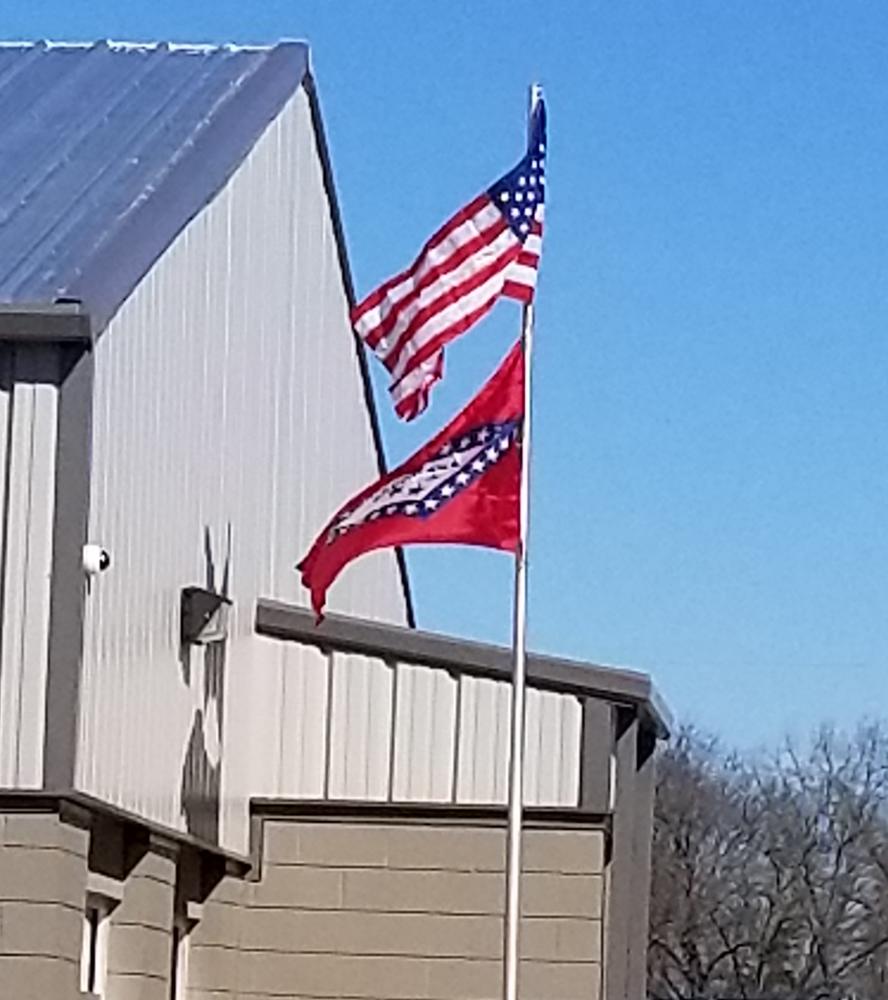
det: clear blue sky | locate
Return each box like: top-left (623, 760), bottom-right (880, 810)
top-left (9, 2), bottom-right (888, 746)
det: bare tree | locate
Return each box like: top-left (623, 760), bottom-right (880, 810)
top-left (649, 722), bottom-right (888, 1000)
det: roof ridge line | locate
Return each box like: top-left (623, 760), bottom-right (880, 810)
top-left (0, 38), bottom-right (307, 53)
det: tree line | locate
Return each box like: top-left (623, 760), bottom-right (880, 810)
top-left (648, 721), bottom-right (888, 999)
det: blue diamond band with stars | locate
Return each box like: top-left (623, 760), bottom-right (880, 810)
top-left (327, 418), bottom-right (522, 541)
top-left (418, 419), bottom-right (522, 517)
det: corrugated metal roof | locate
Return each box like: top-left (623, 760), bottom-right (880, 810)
top-left (0, 39), bottom-right (308, 329)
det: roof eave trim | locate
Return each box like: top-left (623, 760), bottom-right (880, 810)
top-left (255, 598), bottom-right (671, 738)
top-left (0, 303), bottom-right (91, 343)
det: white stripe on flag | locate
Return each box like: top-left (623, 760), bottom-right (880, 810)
top-left (387, 267), bottom-right (512, 382)
top-left (390, 350), bottom-right (444, 417)
top-left (523, 233), bottom-right (543, 256)
top-left (377, 227), bottom-right (519, 360)
top-left (353, 202), bottom-right (503, 338)
top-left (504, 262), bottom-right (539, 289)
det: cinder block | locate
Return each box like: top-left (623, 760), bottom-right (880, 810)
top-left (279, 822), bottom-right (390, 868)
top-left (0, 846), bottom-right (86, 907)
top-left (112, 854), bottom-right (176, 931)
top-left (189, 898), bottom-right (243, 949)
top-left (521, 959), bottom-right (601, 999)
top-left (240, 908), bottom-right (502, 960)
top-left (1, 814), bottom-right (87, 856)
top-left (203, 875), bottom-right (248, 907)
top-left (0, 954), bottom-right (80, 1000)
top-left (132, 851), bottom-right (177, 886)
top-left (245, 951), bottom-right (429, 998)
top-left (522, 829), bottom-right (605, 874)
top-left (251, 865), bottom-right (343, 909)
top-left (386, 825), bottom-right (505, 872)
top-left (522, 917), bottom-right (602, 963)
top-left (188, 944), bottom-right (243, 993)
top-left (0, 900), bottom-right (82, 961)
top-left (260, 821), bottom-right (303, 865)
top-left (426, 957), bottom-right (500, 1000)
top-left (107, 922), bottom-right (171, 978)
top-left (104, 970), bottom-right (169, 1000)
top-left (341, 867), bottom-right (503, 915)
top-left (522, 873), bottom-right (603, 919)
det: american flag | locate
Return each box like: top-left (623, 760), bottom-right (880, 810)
top-left (352, 98), bottom-right (546, 421)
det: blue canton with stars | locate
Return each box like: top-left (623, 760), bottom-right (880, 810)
top-left (487, 98), bottom-right (546, 239)
top-left (328, 419), bottom-right (522, 542)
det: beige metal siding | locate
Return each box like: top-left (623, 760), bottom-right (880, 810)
top-left (455, 677), bottom-right (582, 807)
top-left (232, 639), bottom-right (581, 813)
top-left (524, 687), bottom-right (583, 806)
top-left (76, 85), bottom-right (408, 851)
top-left (327, 653), bottom-right (394, 801)
top-left (0, 346), bottom-right (59, 788)
top-left (74, 82), bottom-right (579, 851)
top-left (456, 676), bottom-right (511, 804)
top-left (391, 662), bottom-right (458, 802)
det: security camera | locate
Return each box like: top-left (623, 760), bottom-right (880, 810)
top-left (82, 544), bottom-right (111, 576)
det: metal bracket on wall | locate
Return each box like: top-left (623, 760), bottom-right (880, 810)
top-left (180, 587), bottom-right (232, 646)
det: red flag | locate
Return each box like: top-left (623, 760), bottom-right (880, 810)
top-left (298, 341), bottom-right (524, 618)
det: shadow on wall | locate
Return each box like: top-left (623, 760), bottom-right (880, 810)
top-left (179, 525), bottom-right (230, 844)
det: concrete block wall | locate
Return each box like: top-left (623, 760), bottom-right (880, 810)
top-left (0, 811), bottom-right (89, 1000)
top-left (183, 874), bottom-right (248, 996)
top-left (105, 849), bottom-right (176, 1000)
top-left (0, 805), bottom-right (612, 1000)
top-left (188, 816), bottom-right (606, 1000)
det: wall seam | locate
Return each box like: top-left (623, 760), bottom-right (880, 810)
top-left (0, 346), bottom-right (15, 748)
top-left (14, 378), bottom-right (37, 780)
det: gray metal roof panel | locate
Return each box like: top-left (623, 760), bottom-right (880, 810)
top-left (0, 40), bottom-right (308, 329)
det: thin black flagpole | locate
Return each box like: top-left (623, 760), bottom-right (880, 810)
top-left (503, 81), bottom-right (542, 1000)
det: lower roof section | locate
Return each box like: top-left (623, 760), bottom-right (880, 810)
top-left (255, 598), bottom-right (671, 740)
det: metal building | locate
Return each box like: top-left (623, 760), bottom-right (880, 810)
top-left (0, 40), bottom-right (669, 1000)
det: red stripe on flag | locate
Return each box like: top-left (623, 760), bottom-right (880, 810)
top-left (351, 194), bottom-right (491, 322)
top-left (391, 352), bottom-right (444, 420)
top-left (363, 216), bottom-right (511, 350)
top-left (390, 291), bottom-right (503, 386)
top-left (381, 242), bottom-right (522, 371)
top-left (502, 281), bottom-right (534, 303)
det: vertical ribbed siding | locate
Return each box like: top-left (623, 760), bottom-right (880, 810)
top-left (391, 662), bottom-right (458, 802)
top-left (452, 677), bottom-right (582, 806)
top-left (227, 632), bottom-right (582, 821)
top-left (327, 653), bottom-right (393, 801)
top-left (0, 345), bottom-right (59, 787)
top-left (73, 80), bottom-right (581, 851)
top-left (523, 687), bottom-right (583, 806)
top-left (76, 85), bottom-right (408, 852)
top-left (456, 675), bottom-right (511, 803)
top-left (218, 637), bottom-right (581, 818)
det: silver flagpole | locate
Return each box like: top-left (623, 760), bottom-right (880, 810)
top-left (503, 81), bottom-right (542, 1000)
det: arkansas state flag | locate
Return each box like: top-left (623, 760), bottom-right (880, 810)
top-left (298, 341), bottom-right (524, 618)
